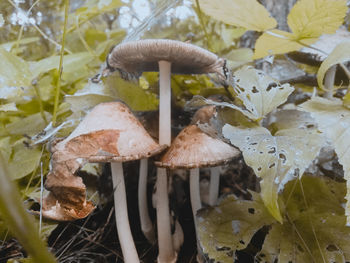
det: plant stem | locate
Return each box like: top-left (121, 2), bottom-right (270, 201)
top-left (208, 166), bottom-right (220, 206)
top-left (157, 60), bottom-right (176, 262)
top-left (52, 0), bottom-right (69, 126)
top-left (111, 162), bottom-right (139, 263)
top-left (138, 158), bottom-right (155, 244)
top-left (194, 0), bottom-right (212, 51)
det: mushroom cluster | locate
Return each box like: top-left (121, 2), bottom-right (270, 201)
top-left (42, 39), bottom-right (239, 262)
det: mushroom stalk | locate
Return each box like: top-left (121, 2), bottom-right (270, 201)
top-left (138, 158), bottom-right (155, 243)
top-left (208, 166), bottom-right (221, 206)
top-left (159, 60), bottom-right (172, 145)
top-left (111, 162), bottom-right (140, 263)
top-left (324, 65), bottom-right (336, 99)
top-left (190, 168), bottom-right (202, 221)
top-left (156, 60), bottom-right (176, 262)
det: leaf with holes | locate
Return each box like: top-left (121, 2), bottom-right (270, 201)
top-left (257, 175), bottom-right (350, 263)
top-left (197, 193), bottom-right (275, 263)
top-left (222, 110), bottom-right (324, 221)
top-left (186, 67), bottom-right (294, 121)
top-left (198, 175), bottom-right (350, 263)
top-left (300, 96), bottom-right (350, 225)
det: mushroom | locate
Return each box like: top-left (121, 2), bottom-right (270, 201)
top-left (107, 39), bottom-right (227, 262)
top-left (155, 125), bottom-right (240, 253)
top-left (191, 105), bottom-right (226, 206)
top-left (45, 102), bottom-right (165, 263)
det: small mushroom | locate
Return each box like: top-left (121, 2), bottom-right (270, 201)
top-left (107, 39), bottom-right (227, 262)
top-left (155, 125), bottom-right (239, 256)
top-left (191, 105), bottom-right (228, 206)
top-left (45, 102), bottom-right (165, 263)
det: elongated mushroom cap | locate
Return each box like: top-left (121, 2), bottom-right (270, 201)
top-left (107, 39), bottom-right (227, 79)
top-left (155, 125), bottom-right (240, 169)
top-left (55, 101), bottom-right (166, 163)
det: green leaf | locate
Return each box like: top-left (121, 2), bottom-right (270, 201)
top-left (287, 0), bottom-right (347, 40)
top-left (0, 48), bottom-right (32, 89)
top-left (317, 42), bottom-right (350, 90)
top-left (198, 175), bottom-right (350, 263)
top-left (104, 74), bottom-right (159, 111)
top-left (5, 112), bottom-right (51, 136)
top-left (65, 81), bottom-right (116, 114)
top-left (300, 96), bottom-right (350, 225)
top-left (0, 140), bottom-right (42, 180)
top-left (29, 52), bottom-right (94, 81)
top-left (257, 175), bottom-right (350, 263)
top-left (0, 153), bottom-right (56, 263)
top-left (0, 37), bottom-right (40, 52)
top-left (222, 110), bottom-right (324, 221)
top-left (197, 193), bottom-right (275, 262)
top-left (198, 0), bottom-right (277, 32)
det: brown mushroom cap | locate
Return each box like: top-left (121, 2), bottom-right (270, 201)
top-left (107, 39), bottom-right (227, 78)
top-left (191, 105), bottom-right (216, 125)
top-left (55, 101), bottom-right (166, 162)
top-left (155, 125), bottom-right (240, 169)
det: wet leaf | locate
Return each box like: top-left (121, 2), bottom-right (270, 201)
top-left (317, 42), bottom-right (350, 90)
top-left (198, 0), bottom-right (277, 32)
top-left (222, 110), bottom-right (324, 221)
top-left (300, 96), bottom-right (350, 225)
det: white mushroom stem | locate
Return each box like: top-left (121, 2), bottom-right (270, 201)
top-left (190, 168), bottom-right (202, 222)
top-left (157, 60), bottom-right (176, 262)
top-left (324, 65), bottom-right (336, 99)
top-left (208, 166), bottom-right (221, 206)
top-left (111, 162), bottom-right (140, 263)
top-left (138, 158), bottom-right (155, 244)
top-left (159, 60), bottom-right (172, 144)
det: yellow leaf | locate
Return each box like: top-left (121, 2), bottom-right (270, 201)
top-left (198, 0), bottom-right (277, 32)
top-left (254, 0), bottom-right (347, 59)
top-left (253, 30), bottom-right (315, 59)
top-left (287, 0), bottom-right (347, 40)
top-left (317, 41), bottom-right (350, 90)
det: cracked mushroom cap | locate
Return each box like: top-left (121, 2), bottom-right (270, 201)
top-left (155, 125), bottom-right (240, 169)
top-left (54, 101), bottom-right (166, 163)
top-left (107, 39), bottom-right (227, 79)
